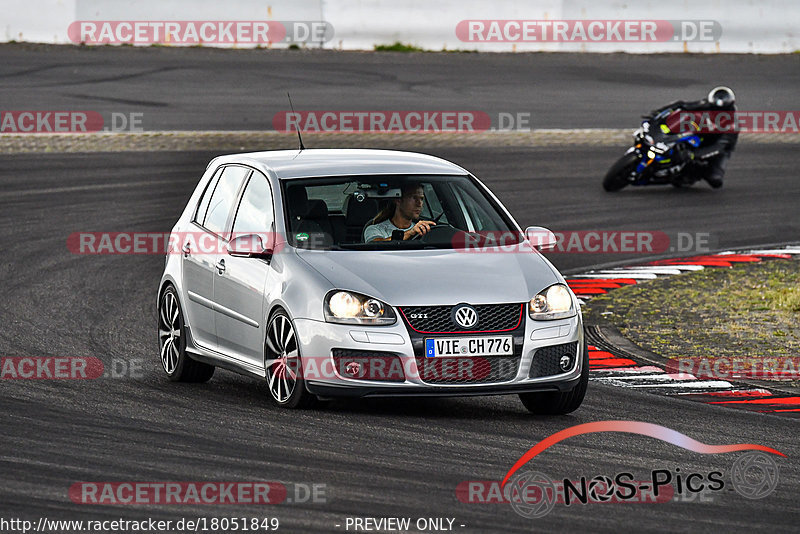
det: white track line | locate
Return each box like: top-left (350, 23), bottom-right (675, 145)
top-left (590, 366), bottom-right (665, 374)
top-left (592, 378), bottom-right (733, 389)
top-left (570, 272), bottom-right (657, 280)
top-left (606, 268), bottom-right (684, 275)
top-left (593, 373), bottom-right (695, 381)
top-left (745, 248), bottom-right (800, 255)
top-left (621, 265), bottom-right (705, 272)
top-left (672, 388), bottom-right (773, 397)
top-left (625, 380), bottom-right (733, 389)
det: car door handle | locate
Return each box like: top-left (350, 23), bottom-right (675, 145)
top-left (182, 243), bottom-right (191, 257)
top-left (216, 258), bottom-right (226, 274)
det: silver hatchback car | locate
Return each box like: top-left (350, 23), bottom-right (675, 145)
top-left (158, 149), bottom-right (587, 413)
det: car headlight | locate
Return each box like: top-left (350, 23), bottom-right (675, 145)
top-left (529, 284), bottom-right (576, 321)
top-left (324, 290), bottom-right (396, 325)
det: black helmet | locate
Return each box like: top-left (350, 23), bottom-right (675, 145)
top-left (707, 86), bottom-right (735, 108)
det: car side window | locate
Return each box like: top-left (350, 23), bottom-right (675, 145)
top-left (204, 166), bottom-right (251, 236)
top-left (232, 171), bottom-right (274, 236)
top-left (194, 166), bottom-right (223, 225)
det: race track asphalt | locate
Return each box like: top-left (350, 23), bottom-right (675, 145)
top-left (1, 44), bottom-right (798, 130)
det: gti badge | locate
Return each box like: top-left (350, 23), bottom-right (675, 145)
top-left (452, 304), bottom-right (478, 329)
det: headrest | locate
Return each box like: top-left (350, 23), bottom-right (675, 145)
top-left (306, 199), bottom-right (329, 219)
top-left (344, 195), bottom-right (379, 224)
top-left (286, 186), bottom-right (309, 217)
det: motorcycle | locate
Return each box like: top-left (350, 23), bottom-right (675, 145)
top-left (603, 109), bottom-right (704, 192)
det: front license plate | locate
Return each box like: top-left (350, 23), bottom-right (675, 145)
top-left (425, 336), bottom-right (513, 357)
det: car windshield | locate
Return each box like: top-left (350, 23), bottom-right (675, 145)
top-left (281, 174), bottom-right (522, 250)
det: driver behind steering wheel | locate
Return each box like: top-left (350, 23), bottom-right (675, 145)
top-left (364, 183), bottom-right (436, 242)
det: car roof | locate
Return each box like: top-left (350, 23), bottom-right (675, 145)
top-left (212, 149), bottom-right (469, 179)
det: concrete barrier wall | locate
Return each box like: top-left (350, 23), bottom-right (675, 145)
top-left (2, 0), bottom-right (798, 53)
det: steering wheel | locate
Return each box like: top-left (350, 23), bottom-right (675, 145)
top-left (413, 213), bottom-right (464, 241)
top-left (409, 210), bottom-right (449, 241)
top-left (412, 224), bottom-right (458, 242)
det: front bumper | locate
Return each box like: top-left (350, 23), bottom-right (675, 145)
top-left (293, 310), bottom-right (584, 398)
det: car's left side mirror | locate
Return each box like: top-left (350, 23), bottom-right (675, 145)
top-left (226, 234), bottom-right (274, 262)
top-left (525, 226), bottom-right (558, 251)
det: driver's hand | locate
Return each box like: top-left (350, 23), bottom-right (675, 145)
top-left (405, 220), bottom-right (436, 240)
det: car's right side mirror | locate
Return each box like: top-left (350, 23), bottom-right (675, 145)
top-left (227, 234), bottom-right (274, 262)
top-left (525, 226), bottom-right (558, 251)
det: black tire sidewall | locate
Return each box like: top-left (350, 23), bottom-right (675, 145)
top-left (603, 153), bottom-right (639, 191)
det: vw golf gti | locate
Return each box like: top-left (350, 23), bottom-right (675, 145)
top-left (158, 149), bottom-right (587, 413)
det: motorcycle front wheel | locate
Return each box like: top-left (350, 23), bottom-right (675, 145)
top-left (602, 153), bottom-right (639, 192)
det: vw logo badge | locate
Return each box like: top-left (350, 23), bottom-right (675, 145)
top-left (452, 304), bottom-right (478, 329)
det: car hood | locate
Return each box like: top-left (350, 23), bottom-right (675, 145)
top-left (295, 247), bottom-right (561, 306)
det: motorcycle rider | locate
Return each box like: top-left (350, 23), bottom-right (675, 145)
top-left (647, 86), bottom-right (738, 188)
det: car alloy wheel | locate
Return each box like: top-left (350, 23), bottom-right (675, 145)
top-left (159, 289), bottom-right (182, 375)
top-left (265, 313), bottom-right (300, 402)
top-left (157, 286), bottom-right (215, 382)
top-left (264, 310), bottom-right (316, 408)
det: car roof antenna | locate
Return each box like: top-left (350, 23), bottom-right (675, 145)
top-left (287, 92), bottom-right (306, 151)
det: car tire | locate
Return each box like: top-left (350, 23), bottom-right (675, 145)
top-left (264, 309), bottom-right (318, 409)
top-left (602, 153), bottom-right (638, 192)
top-left (519, 339), bottom-right (588, 415)
top-left (158, 285), bottom-right (215, 383)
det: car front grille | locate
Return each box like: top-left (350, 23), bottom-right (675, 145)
top-left (399, 303), bottom-right (523, 333)
top-left (528, 342), bottom-right (578, 378)
top-left (414, 355), bottom-right (521, 384)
